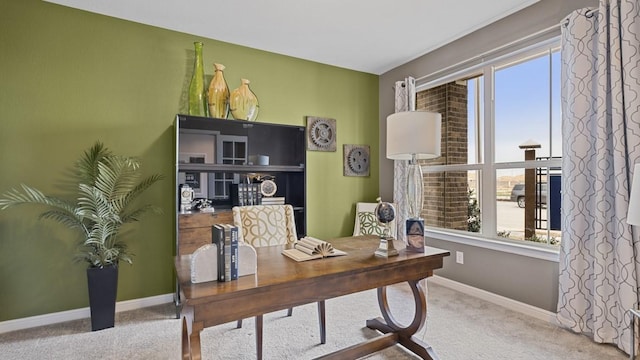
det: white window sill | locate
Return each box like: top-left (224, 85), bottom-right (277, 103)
top-left (425, 228), bottom-right (560, 262)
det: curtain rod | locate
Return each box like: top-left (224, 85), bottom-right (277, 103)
top-left (415, 23), bottom-right (560, 89)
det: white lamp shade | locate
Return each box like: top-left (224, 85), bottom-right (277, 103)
top-left (386, 111), bottom-right (442, 160)
top-left (628, 163), bottom-right (640, 225)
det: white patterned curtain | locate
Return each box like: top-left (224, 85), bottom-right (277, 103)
top-left (393, 77), bottom-right (416, 243)
top-left (558, 0), bottom-right (640, 354)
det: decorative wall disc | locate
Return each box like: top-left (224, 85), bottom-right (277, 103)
top-left (306, 116), bottom-right (337, 151)
top-left (343, 144), bottom-right (370, 177)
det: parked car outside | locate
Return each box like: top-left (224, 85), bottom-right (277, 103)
top-left (510, 183), bottom-right (547, 208)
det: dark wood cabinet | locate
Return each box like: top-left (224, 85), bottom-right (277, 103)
top-left (174, 114), bottom-right (307, 256)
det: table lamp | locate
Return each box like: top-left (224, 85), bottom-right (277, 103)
top-left (386, 110), bottom-right (441, 252)
top-left (627, 164), bottom-right (640, 226)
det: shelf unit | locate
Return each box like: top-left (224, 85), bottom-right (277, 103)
top-left (173, 114), bottom-right (307, 315)
top-left (174, 114), bottom-right (307, 255)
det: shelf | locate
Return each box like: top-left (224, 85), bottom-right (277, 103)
top-left (177, 206), bottom-right (304, 216)
top-left (178, 163), bottom-right (305, 173)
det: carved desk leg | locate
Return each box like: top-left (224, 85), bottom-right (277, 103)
top-left (181, 317), bottom-right (191, 360)
top-left (256, 314), bottom-right (263, 360)
top-left (181, 305), bottom-right (204, 360)
top-left (366, 280), bottom-right (440, 360)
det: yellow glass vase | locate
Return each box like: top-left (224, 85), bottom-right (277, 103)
top-left (207, 63), bottom-right (230, 119)
top-left (230, 79), bottom-right (259, 121)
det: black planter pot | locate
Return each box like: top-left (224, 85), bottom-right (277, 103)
top-left (86, 265), bottom-right (118, 331)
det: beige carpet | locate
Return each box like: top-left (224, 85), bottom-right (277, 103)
top-left (0, 281), bottom-right (629, 359)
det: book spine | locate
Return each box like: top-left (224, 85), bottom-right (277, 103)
top-left (222, 225), bottom-right (230, 281)
top-left (241, 183), bottom-right (247, 206)
top-left (230, 225), bottom-right (238, 280)
top-left (212, 224), bottom-right (225, 282)
top-left (229, 183), bottom-right (241, 206)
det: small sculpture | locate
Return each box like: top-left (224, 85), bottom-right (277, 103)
top-left (374, 197), bottom-right (399, 257)
top-left (180, 184), bottom-right (195, 213)
top-left (192, 198), bottom-right (214, 213)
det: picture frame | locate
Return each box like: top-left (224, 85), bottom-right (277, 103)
top-left (306, 116), bottom-right (337, 151)
top-left (343, 144), bottom-right (370, 177)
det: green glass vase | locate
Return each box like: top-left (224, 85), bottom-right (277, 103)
top-left (207, 63), bottom-right (230, 119)
top-left (188, 42), bottom-right (207, 117)
top-left (230, 79), bottom-right (259, 121)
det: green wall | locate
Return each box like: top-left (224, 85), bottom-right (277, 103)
top-left (0, 0), bottom-right (379, 321)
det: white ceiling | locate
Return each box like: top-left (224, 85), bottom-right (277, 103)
top-left (45, 0), bottom-right (539, 75)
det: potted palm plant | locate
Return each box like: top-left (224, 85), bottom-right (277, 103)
top-left (0, 142), bottom-right (163, 331)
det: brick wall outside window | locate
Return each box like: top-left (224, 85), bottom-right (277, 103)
top-left (417, 82), bottom-right (468, 231)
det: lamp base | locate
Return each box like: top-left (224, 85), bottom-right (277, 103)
top-left (374, 236), bottom-right (399, 258)
top-left (406, 218), bottom-right (425, 253)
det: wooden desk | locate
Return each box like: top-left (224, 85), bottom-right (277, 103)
top-left (175, 235), bottom-right (449, 360)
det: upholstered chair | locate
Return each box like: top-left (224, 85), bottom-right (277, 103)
top-left (232, 204), bottom-right (326, 358)
top-left (353, 202), bottom-right (397, 238)
top-left (233, 204), bottom-right (298, 246)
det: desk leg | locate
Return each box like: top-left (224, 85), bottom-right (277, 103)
top-left (256, 315), bottom-right (263, 360)
top-left (181, 306), bottom-right (204, 360)
top-left (315, 279), bottom-right (438, 360)
top-left (181, 317), bottom-right (190, 360)
top-left (174, 280), bottom-right (181, 319)
top-left (318, 300), bottom-right (326, 344)
top-left (366, 280), bottom-right (439, 360)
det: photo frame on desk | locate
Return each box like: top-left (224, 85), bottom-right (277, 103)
top-left (178, 153), bottom-right (207, 198)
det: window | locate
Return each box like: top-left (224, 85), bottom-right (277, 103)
top-left (416, 39), bottom-right (561, 249)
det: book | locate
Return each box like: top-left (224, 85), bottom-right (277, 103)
top-left (405, 218), bottom-right (425, 253)
top-left (261, 196), bottom-right (285, 205)
top-left (213, 224), bottom-right (238, 282)
top-left (221, 223), bottom-right (239, 281)
top-left (282, 236), bottom-right (347, 262)
top-left (212, 224), bottom-right (226, 281)
top-left (230, 183), bottom-right (262, 206)
top-left (231, 225), bottom-right (239, 280)
top-left (229, 184), bottom-right (243, 206)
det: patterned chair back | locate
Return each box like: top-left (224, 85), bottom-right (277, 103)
top-left (232, 204), bottom-right (298, 247)
top-left (353, 202), bottom-right (398, 239)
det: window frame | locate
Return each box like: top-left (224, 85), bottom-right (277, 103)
top-left (417, 37), bottom-right (562, 262)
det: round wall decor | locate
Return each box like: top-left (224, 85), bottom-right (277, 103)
top-left (343, 144), bottom-right (370, 177)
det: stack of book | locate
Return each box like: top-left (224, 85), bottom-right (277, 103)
top-left (261, 196), bottom-right (285, 205)
top-left (212, 223), bottom-right (239, 282)
top-left (230, 183), bottom-right (262, 206)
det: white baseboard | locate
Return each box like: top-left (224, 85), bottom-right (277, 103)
top-left (0, 293), bottom-right (174, 334)
top-left (1, 280), bottom-right (557, 334)
top-left (428, 275), bottom-right (558, 325)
